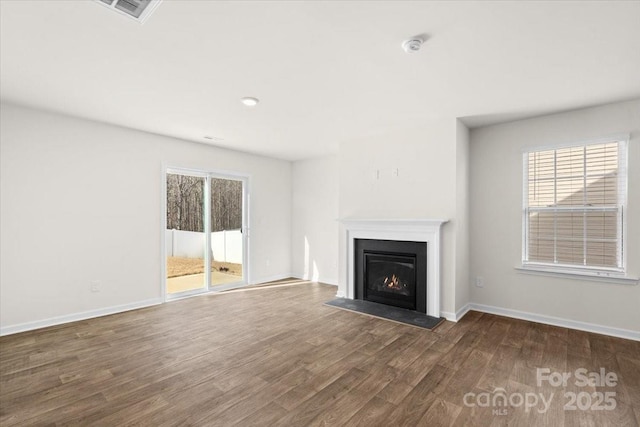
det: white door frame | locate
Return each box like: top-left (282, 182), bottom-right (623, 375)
top-left (161, 165), bottom-right (250, 301)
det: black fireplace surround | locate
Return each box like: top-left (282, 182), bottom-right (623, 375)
top-left (355, 239), bottom-right (427, 313)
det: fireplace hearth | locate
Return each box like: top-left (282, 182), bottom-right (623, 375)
top-left (355, 239), bottom-right (427, 313)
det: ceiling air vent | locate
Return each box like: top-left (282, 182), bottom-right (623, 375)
top-left (95, 0), bottom-right (163, 24)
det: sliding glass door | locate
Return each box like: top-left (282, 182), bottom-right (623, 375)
top-left (209, 177), bottom-right (244, 286)
top-left (165, 169), bottom-right (247, 298)
top-left (166, 172), bottom-right (207, 295)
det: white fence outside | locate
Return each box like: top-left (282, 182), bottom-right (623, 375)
top-left (165, 229), bottom-right (243, 264)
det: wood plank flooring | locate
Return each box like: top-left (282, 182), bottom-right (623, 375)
top-left (1, 281), bottom-right (638, 426)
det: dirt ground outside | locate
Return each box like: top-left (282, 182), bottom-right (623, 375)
top-left (167, 257), bottom-right (242, 278)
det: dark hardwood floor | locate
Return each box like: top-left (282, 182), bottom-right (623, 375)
top-left (1, 281), bottom-right (638, 426)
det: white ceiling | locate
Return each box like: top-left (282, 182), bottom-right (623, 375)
top-left (1, 1), bottom-right (639, 161)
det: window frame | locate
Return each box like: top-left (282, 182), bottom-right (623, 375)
top-left (521, 134), bottom-right (629, 278)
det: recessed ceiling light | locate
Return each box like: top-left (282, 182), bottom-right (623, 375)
top-left (240, 97), bottom-right (259, 107)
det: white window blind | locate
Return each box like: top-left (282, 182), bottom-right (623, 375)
top-left (523, 138), bottom-right (627, 271)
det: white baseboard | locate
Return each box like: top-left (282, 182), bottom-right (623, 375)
top-left (439, 311), bottom-right (455, 321)
top-left (395, 302), bottom-right (638, 341)
top-left (5, 294), bottom-right (635, 342)
top-left (441, 303), bottom-right (472, 322)
top-left (251, 273), bottom-right (295, 285)
top-left (0, 297), bottom-right (163, 337)
top-left (290, 274), bottom-right (339, 287)
top-left (317, 277), bottom-right (338, 286)
top-left (469, 303), bottom-right (640, 342)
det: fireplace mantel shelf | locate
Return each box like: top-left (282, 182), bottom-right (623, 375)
top-left (338, 219), bottom-right (448, 228)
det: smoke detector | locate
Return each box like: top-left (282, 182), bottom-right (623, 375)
top-left (402, 38), bottom-right (424, 54)
top-left (95, 0), bottom-right (163, 24)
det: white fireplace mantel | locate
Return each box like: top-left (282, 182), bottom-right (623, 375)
top-left (338, 218), bottom-right (448, 318)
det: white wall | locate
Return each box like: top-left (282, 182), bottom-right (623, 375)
top-left (469, 99), bottom-right (640, 332)
top-left (291, 155), bottom-right (339, 285)
top-left (4, 99), bottom-right (636, 337)
top-left (0, 103), bottom-right (292, 331)
top-left (337, 120), bottom-right (468, 316)
top-left (455, 119), bottom-right (470, 312)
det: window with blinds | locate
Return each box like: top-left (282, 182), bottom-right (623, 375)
top-left (523, 138), bottom-right (627, 272)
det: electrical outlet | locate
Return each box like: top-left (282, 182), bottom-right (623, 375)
top-left (475, 276), bottom-right (484, 288)
top-left (392, 168), bottom-right (399, 178)
top-left (90, 280), bottom-right (101, 293)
